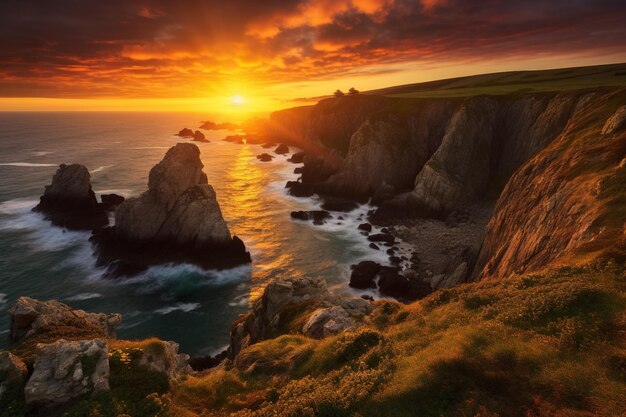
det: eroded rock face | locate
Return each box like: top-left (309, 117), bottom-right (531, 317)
top-left (9, 297), bottom-right (121, 345)
top-left (0, 352), bottom-right (27, 401)
top-left (602, 105), bottom-right (626, 135)
top-left (228, 277), bottom-right (328, 357)
top-left (474, 89), bottom-right (626, 279)
top-left (302, 306), bottom-right (355, 339)
top-left (24, 339), bottom-right (109, 407)
top-left (92, 143), bottom-right (250, 275)
top-left (134, 341), bottom-right (191, 381)
top-left (34, 164), bottom-right (108, 230)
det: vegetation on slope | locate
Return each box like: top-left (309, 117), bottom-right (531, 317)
top-left (366, 63), bottom-right (626, 99)
top-left (170, 258), bottom-right (626, 417)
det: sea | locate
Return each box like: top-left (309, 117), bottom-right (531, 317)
top-left (0, 112), bottom-right (392, 356)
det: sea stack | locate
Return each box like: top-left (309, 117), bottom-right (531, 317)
top-left (34, 163), bottom-right (109, 230)
top-left (92, 143), bottom-right (250, 277)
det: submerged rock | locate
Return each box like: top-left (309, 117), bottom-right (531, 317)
top-left (368, 233), bottom-right (395, 245)
top-left (9, 297), bottom-right (121, 345)
top-left (91, 143), bottom-right (250, 276)
top-left (24, 339), bottom-right (109, 408)
top-left (256, 153), bottom-right (274, 162)
top-left (290, 210), bottom-right (332, 225)
top-left (275, 144), bottom-right (289, 154)
top-left (34, 164), bottom-right (108, 230)
top-left (285, 181), bottom-right (315, 197)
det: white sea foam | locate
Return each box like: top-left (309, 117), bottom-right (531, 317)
top-left (0, 198), bottom-right (37, 215)
top-left (0, 162), bottom-right (56, 167)
top-left (66, 292), bottom-right (102, 301)
top-left (90, 165), bottom-right (113, 173)
top-left (154, 302), bottom-right (201, 315)
top-left (95, 189), bottom-right (134, 198)
top-left (32, 151), bottom-right (53, 157)
top-left (0, 293), bottom-right (7, 308)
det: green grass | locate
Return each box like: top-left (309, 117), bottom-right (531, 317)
top-left (171, 258), bottom-right (626, 417)
top-left (365, 63), bottom-right (626, 99)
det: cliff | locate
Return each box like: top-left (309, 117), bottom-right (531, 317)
top-left (273, 87), bottom-right (625, 285)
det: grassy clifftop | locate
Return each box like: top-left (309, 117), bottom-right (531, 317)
top-left (169, 259), bottom-right (626, 417)
top-left (365, 63), bottom-right (626, 99)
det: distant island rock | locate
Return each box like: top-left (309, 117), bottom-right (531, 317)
top-left (91, 143), bottom-right (250, 277)
top-left (176, 128), bottom-right (194, 138)
top-left (192, 130), bottom-right (209, 143)
top-left (33, 164), bottom-right (123, 230)
top-left (199, 120), bottom-right (241, 131)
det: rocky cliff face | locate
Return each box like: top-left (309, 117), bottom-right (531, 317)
top-left (474, 89), bottom-right (626, 279)
top-left (276, 87), bottom-right (625, 286)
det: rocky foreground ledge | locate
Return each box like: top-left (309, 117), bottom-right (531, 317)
top-left (0, 277), bottom-right (383, 413)
top-left (89, 143), bottom-right (250, 277)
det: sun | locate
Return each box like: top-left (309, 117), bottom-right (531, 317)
top-left (231, 95), bottom-right (245, 105)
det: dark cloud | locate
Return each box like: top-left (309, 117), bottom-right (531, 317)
top-left (0, 0), bottom-right (625, 97)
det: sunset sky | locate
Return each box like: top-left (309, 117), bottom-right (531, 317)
top-left (1, 0), bottom-right (625, 113)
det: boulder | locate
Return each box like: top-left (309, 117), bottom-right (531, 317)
top-left (369, 243), bottom-right (380, 250)
top-left (358, 223), bottom-right (372, 232)
top-left (378, 267), bottom-right (432, 301)
top-left (9, 297), bottom-right (121, 345)
top-left (193, 130), bottom-right (209, 143)
top-left (176, 128), bottom-right (194, 138)
top-left (91, 143), bottom-right (250, 276)
top-left (290, 210), bottom-right (332, 225)
top-left (287, 151), bottom-right (305, 163)
top-left (256, 153), bottom-right (274, 162)
top-left (134, 340), bottom-right (191, 381)
top-left (294, 167), bottom-right (303, 174)
top-left (302, 306), bottom-right (355, 339)
top-left (285, 181), bottom-right (315, 197)
top-left (24, 339), bottom-right (109, 407)
top-left (349, 261), bottom-right (381, 289)
top-left (0, 352), bottom-right (27, 401)
top-left (275, 144), bottom-right (289, 154)
top-left (34, 164), bottom-right (108, 230)
top-left (368, 233), bottom-right (395, 244)
top-left (100, 193), bottom-right (125, 210)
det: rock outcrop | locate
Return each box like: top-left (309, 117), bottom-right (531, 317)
top-left (9, 297), bottom-right (121, 345)
top-left (228, 276), bottom-right (373, 358)
top-left (0, 352), bottom-right (27, 401)
top-left (91, 143), bottom-right (250, 276)
top-left (24, 339), bottom-right (109, 408)
top-left (34, 163), bottom-right (109, 230)
top-left (130, 340), bottom-right (191, 380)
top-left (193, 130), bottom-right (209, 142)
top-left (176, 128), bottom-right (194, 138)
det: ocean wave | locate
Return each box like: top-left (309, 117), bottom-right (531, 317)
top-left (0, 207), bottom-right (91, 252)
top-left (0, 162), bottom-right (56, 167)
top-left (0, 293), bottom-right (7, 308)
top-left (94, 189), bottom-right (133, 198)
top-left (0, 198), bottom-right (37, 215)
top-left (112, 263), bottom-right (252, 297)
top-left (90, 165), bottom-right (113, 173)
top-left (66, 292), bottom-right (102, 301)
top-left (154, 302), bottom-right (201, 315)
top-left (32, 151), bottom-right (53, 157)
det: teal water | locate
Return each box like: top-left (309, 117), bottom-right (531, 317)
top-left (0, 112), bottom-right (388, 355)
